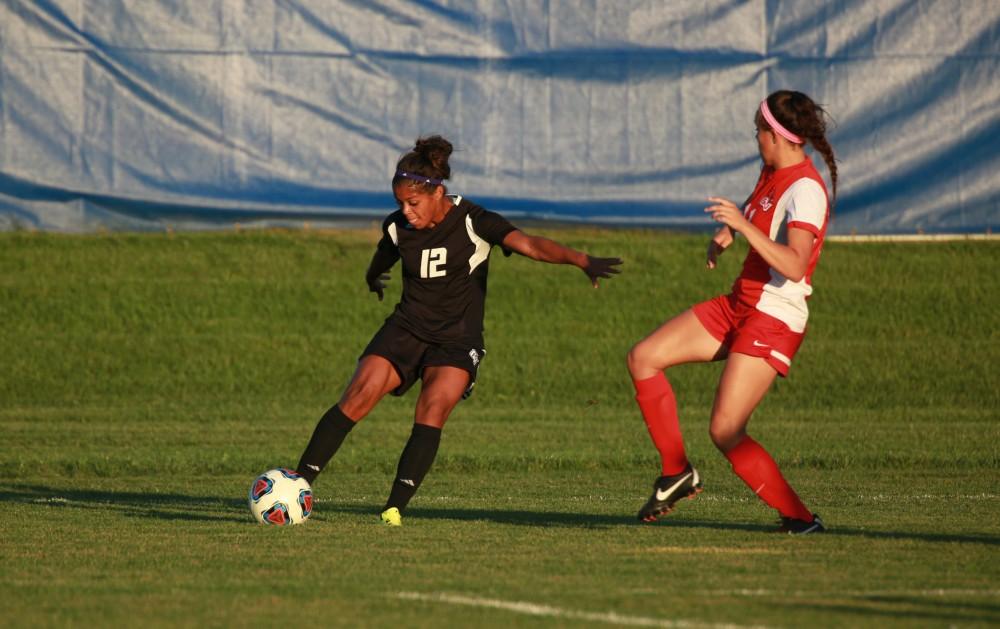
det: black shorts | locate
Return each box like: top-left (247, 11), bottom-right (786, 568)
top-left (360, 320), bottom-right (485, 398)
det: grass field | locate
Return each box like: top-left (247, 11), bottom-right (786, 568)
top-left (1, 228), bottom-right (998, 628)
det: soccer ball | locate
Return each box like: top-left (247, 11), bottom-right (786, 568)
top-left (248, 468), bottom-right (313, 525)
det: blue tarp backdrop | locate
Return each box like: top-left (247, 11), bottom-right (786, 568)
top-left (1, 1), bottom-right (997, 233)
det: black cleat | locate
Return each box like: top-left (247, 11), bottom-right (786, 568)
top-left (777, 513), bottom-right (826, 535)
top-left (637, 465), bottom-right (702, 522)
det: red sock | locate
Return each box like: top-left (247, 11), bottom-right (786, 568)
top-left (725, 436), bottom-right (812, 521)
top-left (633, 373), bottom-right (688, 476)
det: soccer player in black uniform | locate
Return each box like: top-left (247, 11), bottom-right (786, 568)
top-left (295, 135), bottom-right (622, 526)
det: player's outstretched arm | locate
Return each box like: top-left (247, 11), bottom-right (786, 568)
top-left (364, 246), bottom-right (399, 301)
top-left (501, 230), bottom-right (622, 288)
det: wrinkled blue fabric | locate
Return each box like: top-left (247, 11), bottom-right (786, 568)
top-left (0, 1), bottom-right (997, 233)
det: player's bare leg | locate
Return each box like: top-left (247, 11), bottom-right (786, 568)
top-left (627, 309), bottom-right (726, 379)
top-left (412, 365), bottom-right (469, 429)
top-left (708, 352), bottom-right (775, 452)
top-left (338, 355), bottom-right (403, 420)
top-left (296, 355), bottom-right (401, 484)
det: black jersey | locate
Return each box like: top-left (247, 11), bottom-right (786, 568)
top-left (375, 195), bottom-right (517, 346)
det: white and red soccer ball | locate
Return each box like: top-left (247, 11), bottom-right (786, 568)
top-left (248, 468), bottom-right (313, 525)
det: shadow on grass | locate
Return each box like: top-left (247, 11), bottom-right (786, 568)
top-left (0, 484), bottom-right (249, 523)
top-left (323, 502), bottom-right (1000, 544)
top-left (5, 485), bottom-right (1000, 545)
top-left (665, 520), bottom-right (1000, 546)
top-left (322, 502), bottom-right (639, 529)
top-left (820, 526), bottom-right (1000, 546)
top-left (775, 598), bottom-right (1000, 625)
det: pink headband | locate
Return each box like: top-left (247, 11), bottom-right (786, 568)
top-left (760, 99), bottom-right (803, 144)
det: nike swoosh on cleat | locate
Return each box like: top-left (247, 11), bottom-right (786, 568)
top-left (306, 464), bottom-right (320, 471)
top-left (654, 473), bottom-right (692, 501)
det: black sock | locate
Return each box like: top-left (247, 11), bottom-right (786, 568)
top-left (295, 405), bottom-right (356, 485)
top-left (384, 423), bottom-right (442, 512)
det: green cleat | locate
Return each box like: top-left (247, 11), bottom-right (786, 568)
top-left (380, 507), bottom-right (402, 526)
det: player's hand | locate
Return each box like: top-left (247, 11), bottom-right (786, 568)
top-left (705, 197), bottom-right (749, 233)
top-left (706, 226), bottom-right (733, 269)
top-left (367, 273), bottom-right (390, 301)
top-left (583, 256), bottom-right (622, 288)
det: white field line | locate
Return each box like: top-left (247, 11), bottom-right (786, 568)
top-left (827, 233), bottom-right (998, 242)
top-left (394, 591), bottom-right (773, 629)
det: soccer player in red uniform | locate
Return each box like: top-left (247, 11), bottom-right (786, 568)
top-left (628, 90), bottom-right (838, 534)
top-left (295, 135), bottom-right (622, 526)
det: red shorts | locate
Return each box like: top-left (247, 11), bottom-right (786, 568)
top-left (691, 294), bottom-right (805, 377)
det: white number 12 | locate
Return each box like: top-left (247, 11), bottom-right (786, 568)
top-left (420, 247), bottom-right (447, 278)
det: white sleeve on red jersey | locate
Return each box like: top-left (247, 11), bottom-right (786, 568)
top-left (783, 178), bottom-right (827, 237)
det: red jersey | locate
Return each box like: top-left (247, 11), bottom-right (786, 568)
top-left (732, 156), bottom-right (829, 333)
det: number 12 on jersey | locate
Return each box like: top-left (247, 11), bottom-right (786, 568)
top-left (420, 247), bottom-right (447, 278)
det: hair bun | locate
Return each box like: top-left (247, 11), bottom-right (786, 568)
top-left (414, 135), bottom-right (453, 169)
top-left (394, 135), bottom-right (453, 184)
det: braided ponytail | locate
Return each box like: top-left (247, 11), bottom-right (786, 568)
top-left (765, 91), bottom-right (838, 208)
